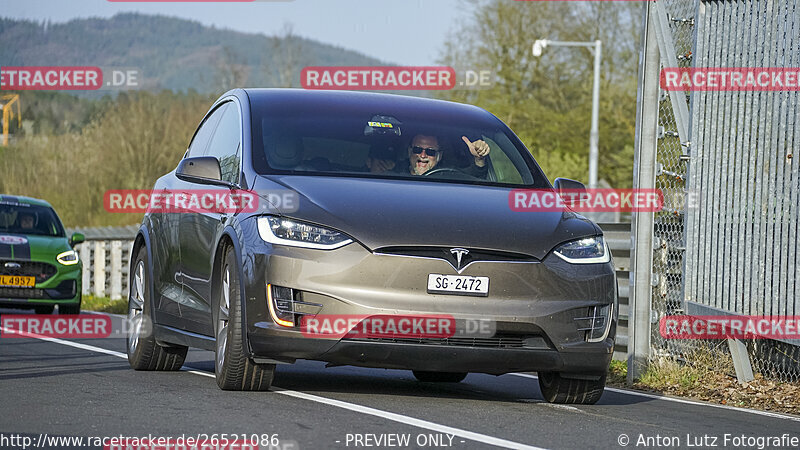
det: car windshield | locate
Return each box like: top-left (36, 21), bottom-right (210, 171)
top-left (0, 202), bottom-right (65, 237)
top-left (251, 109), bottom-right (548, 188)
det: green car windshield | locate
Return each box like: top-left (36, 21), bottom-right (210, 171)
top-left (0, 202), bottom-right (65, 237)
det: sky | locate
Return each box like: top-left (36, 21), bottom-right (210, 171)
top-left (2, 0), bottom-right (466, 66)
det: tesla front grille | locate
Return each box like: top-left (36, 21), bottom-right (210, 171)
top-left (374, 246), bottom-right (534, 262)
top-left (0, 260), bottom-right (58, 283)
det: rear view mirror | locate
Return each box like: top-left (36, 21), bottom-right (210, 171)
top-left (69, 232), bottom-right (85, 247)
top-left (176, 156), bottom-right (224, 185)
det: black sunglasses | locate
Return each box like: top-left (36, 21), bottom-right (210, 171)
top-left (411, 146), bottom-right (441, 156)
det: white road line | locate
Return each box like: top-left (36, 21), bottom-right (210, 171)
top-left (7, 325), bottom-right (799, 425)
top-left (510, 373), bottom-right (800, 423)
top-left (187, 369), bottom-right (543, 449)
top-left (3, 329), bottom-right (545, 450)
top-left (0, 326), bottom-right (128, 359)
top-left (83, 311), bottom-right (127, 319)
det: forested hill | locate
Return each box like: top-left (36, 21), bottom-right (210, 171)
top-left (0, 13), bottom-right (386, 93)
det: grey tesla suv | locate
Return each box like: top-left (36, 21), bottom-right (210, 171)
top-left (126, 88), bottom-right (617, 404)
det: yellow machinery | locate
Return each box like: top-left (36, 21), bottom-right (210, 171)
top-left (0, 94), bottom-right (21, 146)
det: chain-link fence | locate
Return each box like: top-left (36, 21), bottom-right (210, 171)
top-left (632, 0), bottom-right (800, 384)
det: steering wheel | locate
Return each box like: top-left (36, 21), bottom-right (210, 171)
top-left (422, 167), bottom-right (463, 177)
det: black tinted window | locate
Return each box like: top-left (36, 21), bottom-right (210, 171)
top-left (186, 103), bottom-right (226, 158)
top-left (0, 202), bottom-right (65, 237)
top-left (206, 102), bottom-right (241, 184)
top-left (251, 110), bottom-right (547, 187)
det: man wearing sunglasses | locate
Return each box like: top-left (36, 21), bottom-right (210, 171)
top-left (407, 134), bottom-right (490, 177)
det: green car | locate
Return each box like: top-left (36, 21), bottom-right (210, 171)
top-left (0, 195), bottom-right (84, 314)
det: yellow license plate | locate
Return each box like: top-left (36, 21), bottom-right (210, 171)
top-left (0, 275), bottom-right (35, 288)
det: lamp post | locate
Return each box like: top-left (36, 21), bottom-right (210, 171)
top-left (532, 39), bottom-right (602, 188)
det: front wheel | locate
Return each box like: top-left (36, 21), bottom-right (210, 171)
top-left (538, 372), bottom-right (606, 404)
top-left (214, 245), bottom-right (275, 391)
top-left (127, 247), bottom-right (187, 371)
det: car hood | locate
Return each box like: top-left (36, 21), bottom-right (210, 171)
top-left (0, 233), bottom-right (70, 261)
top-left (254, 176), bottom-right (600, 259)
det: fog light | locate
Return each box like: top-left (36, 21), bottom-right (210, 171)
top-left (574, 304), bottom-right (613, 342)
top-left (267, 283), bottom-right (295, 327)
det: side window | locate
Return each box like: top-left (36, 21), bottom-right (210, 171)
top-left (484, 136), bottom-right (523, 184)
top-left (186, 104), bottom-right (227, 158)
top-left (206, 102), bottom-right (242, 184)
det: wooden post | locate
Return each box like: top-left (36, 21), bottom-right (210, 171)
top-left (93, 241), bottom-right (106, 298)
top-left (78, 243), bottom-right (91, 296)
top-left (110, 240), bottom-right (122, 300)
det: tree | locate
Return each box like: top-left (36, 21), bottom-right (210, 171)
top-left (265, 23), bottom-right (304, 88)
top-left (437, 0), bottom-right (642, 188)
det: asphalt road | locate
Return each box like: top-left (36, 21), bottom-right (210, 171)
top-left (1, 309), bottom-right (799, 450)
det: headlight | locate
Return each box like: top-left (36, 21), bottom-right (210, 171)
top-left (257, 216), bottom-right (353, 250)
top-left (56, 250), bottom-right (80, 266)
top-left (553, 236), bottom-right (609, 264)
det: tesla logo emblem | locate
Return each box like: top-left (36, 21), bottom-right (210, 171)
top-left (4, 262), bottom-right (21, 269)
top-left (450, 248), bottom-right (469, 270)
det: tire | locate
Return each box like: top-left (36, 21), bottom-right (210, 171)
top-left (214, 245), bottom-right (275, 391)
top-left (538, 372), bottom-right (606, 404)
top-left (127, 246), bottom-right (187, 371)
top-left (58, 302), bottom-right (81, 315)
top-left (412, 371), bottom-right (467, 383)
top-left (34, 305), bottom-right (54, 315)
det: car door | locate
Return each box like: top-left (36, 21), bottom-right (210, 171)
top-left (153, 104), bottom-right (225, 327)
top-left (178, 101), bottom-right (242, 336)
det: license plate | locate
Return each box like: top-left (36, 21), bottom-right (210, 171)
top-left (0, 275), bottom-right (35, 288)
top-left (427, 274), bottom-right (489, 296)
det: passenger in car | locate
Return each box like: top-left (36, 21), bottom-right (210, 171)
top-left (364, 143), bottom-right (399, 174)
top-left (397, 134), bottom-right (491, 178)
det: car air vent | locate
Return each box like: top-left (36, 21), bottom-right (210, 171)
top-left (0, 287), bottom-right (47, 299)
top-left (344, 335), bottom-right (532, 349)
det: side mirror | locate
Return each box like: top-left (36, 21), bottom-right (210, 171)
top-left (176, 156), bottom-right (225, 185)
top-left (553, 177), bottom-right (586, 195)
top-left (553, 178), bottom-right (587, 208)
top-left (69, 232), bottom-right (85, 247)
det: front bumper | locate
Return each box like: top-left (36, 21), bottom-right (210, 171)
top-left (239, 223), bottom-right (617, 376)
top-left (0, 262), bottom-right (81, 307)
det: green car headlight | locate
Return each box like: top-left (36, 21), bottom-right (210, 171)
top-left (56, 250), bottom-right (80, 266)
top-left (553, 236), bottom-right (609, 264)
top-left (257, 216), bottom-right (352, 250)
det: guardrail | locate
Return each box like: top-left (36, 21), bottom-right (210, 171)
top-left (68, 225), bottom-right (138, 301)
top-left (68, 223), bottom-right (632, 358)
top-left (597, 222), bottom-right (632, 361)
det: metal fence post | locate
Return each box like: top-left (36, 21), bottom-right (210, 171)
top-left (629, 1), bottom-right (660, 383)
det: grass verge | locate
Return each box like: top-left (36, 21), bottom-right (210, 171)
top-left (607, 349), bottom-right (800, 415)
top-left (82, 295), bottom-right (127, 314)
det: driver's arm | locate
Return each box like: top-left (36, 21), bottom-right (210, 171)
top-left (461, 136), bottom-right (491, 179)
